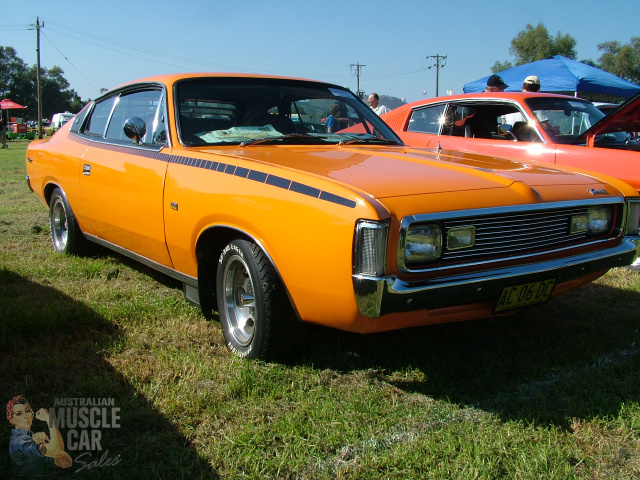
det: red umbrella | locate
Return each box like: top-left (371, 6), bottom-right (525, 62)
top-left (1, 100), bottom-right (28, 138)
top-left (0, 99), bottom-right (27, 109)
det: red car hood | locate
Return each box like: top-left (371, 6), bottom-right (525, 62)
top-left (578, 91), bottom-right (640, 142)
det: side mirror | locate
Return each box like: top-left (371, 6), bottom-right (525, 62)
top-left (123, 117), bottom-right (147, 145)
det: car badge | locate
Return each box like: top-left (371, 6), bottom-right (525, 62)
top-left (588, 188), bottom-right (609, 195)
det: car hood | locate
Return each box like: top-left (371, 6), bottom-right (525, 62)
top-left (202, 145), bottom-right (623, 200)
top-left (576, 91), bottom-right (640, 142)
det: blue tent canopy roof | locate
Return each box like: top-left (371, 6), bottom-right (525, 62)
top-left (463, 55), bottom-right (640, 101)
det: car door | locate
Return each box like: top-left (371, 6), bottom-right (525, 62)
top-left (405, 101), bottom-right (558, 165)
top-left (78, 87), bottom-right (173, 267)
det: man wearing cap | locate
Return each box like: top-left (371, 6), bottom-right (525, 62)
top-left (522, 75), bottom-right (541, 92)
top-left (485, 74), bottom-right (509, 92)
top-left (519, 75), bottom-right (550, 127)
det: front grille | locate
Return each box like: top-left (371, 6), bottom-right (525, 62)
top-left (401, 201), bottom-right (623, 270)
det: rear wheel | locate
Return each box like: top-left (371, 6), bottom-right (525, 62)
top-left (49, 188), bottom-right (85, 255)
top-left (216, 239), bottom-right (293, 360)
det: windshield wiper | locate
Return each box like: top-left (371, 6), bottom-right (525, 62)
top-left (338, 137), bottom-right (400, 146)
top-left (240, 133), bottom-right (320, 147)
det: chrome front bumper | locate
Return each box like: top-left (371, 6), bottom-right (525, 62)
top-left (353, 237), bottom-right (640, 318)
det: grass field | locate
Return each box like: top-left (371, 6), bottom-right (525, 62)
top-left (1, 139), bottom-right (640, 479)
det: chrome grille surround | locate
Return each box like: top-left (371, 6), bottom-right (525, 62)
top-left (398, 198), bottom-right (625, 273)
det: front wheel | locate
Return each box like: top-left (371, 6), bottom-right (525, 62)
top-left (49, 188), bottom-right (85, 255)
top-left (216, 239), bottom-right (293, 360)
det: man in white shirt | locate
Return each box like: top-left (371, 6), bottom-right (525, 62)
top-left (368, 93), bottom-right (390, 115)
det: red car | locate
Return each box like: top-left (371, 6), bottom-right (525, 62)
top-left (382, 92), bottom-right (640, 191)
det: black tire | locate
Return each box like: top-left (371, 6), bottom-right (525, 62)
top-left (216, 239), bottom-right (293, 360)
top-left (49, 188), bottom-right (85, 255)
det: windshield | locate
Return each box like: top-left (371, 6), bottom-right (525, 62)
top-left (524, 97), bottom-right (630, 145)
top-left (176, 78), bottom-right (401, 146)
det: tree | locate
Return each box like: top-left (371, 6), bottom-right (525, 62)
top-left (597, 37), bottom-right (640, 85)
top-left (491, 60), bottom-right (513, 74)
top-left (0, 46), bottom-right (86, 120)
top-left (36, 65), bottom-right (81, 119)
top-left (0, 47), bottom-right (30, 100)
top-left (492, 22), bottom-right (577, 73)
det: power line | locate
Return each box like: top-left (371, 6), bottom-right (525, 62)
top-left (40, 18), bottom-right (426, 83)
top-left (40, 30), bottom-right (100, 95)
top-left (16, 17), bottom-right (432, 101)
top-left (0, 25), bottom-right (32, 31)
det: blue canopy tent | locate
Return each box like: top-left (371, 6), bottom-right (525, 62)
top-left (463, 55), bottom-right (640, 102)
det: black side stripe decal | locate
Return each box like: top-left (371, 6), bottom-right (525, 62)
top-left (69, 136), bottom-right (357, 209)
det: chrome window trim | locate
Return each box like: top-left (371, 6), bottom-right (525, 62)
top-left (412, 98), bottom-right (544, 142)
top-left (397, 197), bottom-right (625, 273)
top-left (68, 131), bottom-right (166, 152)
top-left (77, 82), bottom-right (171, 149)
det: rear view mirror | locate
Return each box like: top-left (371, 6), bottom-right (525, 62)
top-left (124, 117), bottom-right (147, 145)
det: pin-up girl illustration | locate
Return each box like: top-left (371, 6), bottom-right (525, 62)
top-left (6, 395), bottom-right (72, 475)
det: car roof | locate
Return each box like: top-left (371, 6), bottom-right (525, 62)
top-left (103, 72), bottom-right (342, 98)
top-left (399, 91), bottom-right (585, 109)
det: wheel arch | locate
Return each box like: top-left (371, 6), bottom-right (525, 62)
top-left (43, 181), bottom-right (63, 206)
top-left (194, 225), bottom-right (301, 322)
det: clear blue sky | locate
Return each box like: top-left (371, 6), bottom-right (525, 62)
top-left (3, 0), bottom-right (639, 104)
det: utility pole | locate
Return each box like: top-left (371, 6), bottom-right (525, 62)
top-left (34, 17), bottom-right (44, 139)
top-left (350, 63), bottom-right (366, 99)
top-left (426, 54), bottom-right (447, 97)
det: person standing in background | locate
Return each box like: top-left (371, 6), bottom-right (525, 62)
top-left (484, 75), bottom-right (509, 92)
top-left (0, 110), bottom-right (7, 149)
top-left (368, 93), bottom-right (390, 115)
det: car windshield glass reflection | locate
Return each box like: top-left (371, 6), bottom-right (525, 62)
top-left (524, 97), bottom-right (630, 145)
top-left (176, 78), bottom-right (401, 146)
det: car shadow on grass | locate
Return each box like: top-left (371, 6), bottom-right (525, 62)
top-left (296, 272), bottom-right (640, 430)
top-left (0, 268), bottom-right (219, 479)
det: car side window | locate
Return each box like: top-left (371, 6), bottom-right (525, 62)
top-left (408, 105), bottom-right (446, 134)
top-left (105, 89), bottom-right (163, 143)
top-left (444, 103), bottom-right (526, 141)
top-left (69, 103), bottom-right (92, 134)
top-left (84, 97), bottom-right (117, 137)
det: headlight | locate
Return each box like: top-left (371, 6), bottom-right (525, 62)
top-left (569, 214), bottom-right (588, 234)
top-left (404, 224), bottom-right (442, 264)
top-left (447, 226), bottom-right (476, 250)
top-left (626, 199), bottom-right (640, 235)
top-left (587, 206), bottom-right (612, 234)
top-left (354, 220), bottom-right (389, 276)
top-left (570, 207), bottom-right (612, 235)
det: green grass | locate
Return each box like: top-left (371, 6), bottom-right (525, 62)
top-left (2, 139), bottom-right (640, 479)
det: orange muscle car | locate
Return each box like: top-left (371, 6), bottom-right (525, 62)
top-left (26, 74), bottom-right (640, 359)
top-left (382, 92), bottom-right (640, 191)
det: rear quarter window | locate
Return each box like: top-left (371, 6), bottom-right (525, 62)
top-left (408, 104), bottom-right (446, 134)
top-left (84, 97), bottom-right (117, 137)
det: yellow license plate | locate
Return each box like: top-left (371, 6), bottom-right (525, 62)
top-left (495, 279), bottom-right (556, 312)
